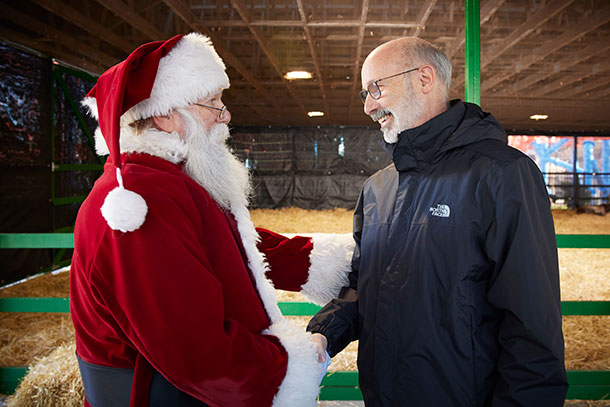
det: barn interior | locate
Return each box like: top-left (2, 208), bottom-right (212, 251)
top-left (0, 0), bottom-right (609, 405)
top-left (1, 0), bottom-right (609, 130)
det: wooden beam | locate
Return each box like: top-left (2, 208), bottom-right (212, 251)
top-left (193, 20), bottom-right (420, 29)
top-left (265, 20), bottom-right (420, 28)
top-left (447, 0), bottom-right (505, 60)
top-left (576, 82), bottom-right (610, 100)
top-left (528, 64), bottom-right (608, 98)
top-left (347, 0), bottom-right (370, 117)
top-left (160, 0), bottom-right (280, 121)
top-left (494, 41), bottom-right (610, 96)
top-left (0, 28), bottom-right (106, 74)
top-left (453, 0), bottom-right (575, 88)
top-left (3, 4), bottom-right (119, 68)
top-left (94, 0), bottom-right (165, 40)
top-left (229, 0), bottom-right (307, 114)
top-left (296, 0), bottom-right (330, 121)
top-left (409, 0), bottom-right (437, 38)
top-left (551, 70), bottom-right (610, 98)
top-left (481, 4), bottom-right (610, 93)
top-left (224, 88), bottom-right (272, 124)
top-left (30, 0), bottom-right (137, 54)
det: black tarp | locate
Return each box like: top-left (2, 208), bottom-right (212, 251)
top-left (1, 41), bottom-right (53, 284)
top-left (1, 41), bottom-right (97, 285)
top-left (230, 126), bottom-right (392, 209)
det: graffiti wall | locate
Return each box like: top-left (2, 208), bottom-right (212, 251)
top-left (508, 135), bottom-right (610, 205)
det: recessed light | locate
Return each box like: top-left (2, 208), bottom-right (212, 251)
top-left (530, 114), bottom-right (549, 120)
top-left (284, 71), bottom-right (312, 80)
top-left (307, 111), bottom-right (324, 117)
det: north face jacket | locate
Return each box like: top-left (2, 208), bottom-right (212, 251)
top-left (308, 100), bottom-right (568, 406)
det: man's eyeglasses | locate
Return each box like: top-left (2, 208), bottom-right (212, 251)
top-left (359, 67), bottom-right (420, 104)
top-left (193, 103), bottom-right (228, 120)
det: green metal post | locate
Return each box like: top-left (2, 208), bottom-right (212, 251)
top-left (51, 61), bottom-right (57, 232)
top-left (465, 0), bottom-right (481, 105)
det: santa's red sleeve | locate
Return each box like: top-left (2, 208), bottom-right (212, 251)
top-left (256, 228), bottom-right (355, 305)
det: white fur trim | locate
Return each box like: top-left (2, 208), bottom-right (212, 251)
top-left (125, 33), bottom-right (229, 122)
top-left (264, 319), bottom-right (322, 407)
top-left (82, 96), bottom-right (98, 119)
top-left (230, 205), bottom-right (283, 323)
top-left (301, 233), bottom-right (354, 306)
top-left (228, 206), bottom-right (323, 405)
top-left (82, 33), bottom-right (229, 125)
top-left (93, 126), bottom-right (187, 164)
top-left (100, 186), bottom-right (148, 233)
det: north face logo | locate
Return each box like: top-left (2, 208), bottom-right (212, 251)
top-left (429, 204), bottom-right (451, 218)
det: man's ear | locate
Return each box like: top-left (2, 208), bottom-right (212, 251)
top-left (152, 113), bottom-right (179, 133)
top-left (418, 65), bottom-right (436, 95)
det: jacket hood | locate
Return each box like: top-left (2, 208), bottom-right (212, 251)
top-left (383, 99), bottom-right (507, 171)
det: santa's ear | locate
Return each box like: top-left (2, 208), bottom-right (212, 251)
top-left (152, 112), bottom-right (182, 134)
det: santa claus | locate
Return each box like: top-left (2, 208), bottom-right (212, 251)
top-left (70, 32), bottom-right (354, 406)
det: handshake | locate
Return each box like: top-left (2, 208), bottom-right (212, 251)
top-left (312, 333), bottom-right (331, 384)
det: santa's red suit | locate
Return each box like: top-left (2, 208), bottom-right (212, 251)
top-left (71, 149), bottom-right (353, 406)
top-left (71, 32), bottom-right (353, 406)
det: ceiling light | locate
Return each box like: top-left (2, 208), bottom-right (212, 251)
top-left (307, 111), bottom-right (324, 117)
top-left (530, 114), bottom-right (549, 121)
top-left (284, 71), bottom-right (312, 80)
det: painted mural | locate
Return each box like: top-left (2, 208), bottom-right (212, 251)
top-left (509, 135), bottom-right (610, 205)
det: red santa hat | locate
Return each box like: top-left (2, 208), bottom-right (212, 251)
top-left (81, 33), bottom-right (230, 232)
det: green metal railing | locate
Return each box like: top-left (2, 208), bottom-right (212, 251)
top-left (1, 233), bottom-right (609, 400)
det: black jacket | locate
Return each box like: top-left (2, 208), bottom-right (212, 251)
top-left (308, 100), bottom-right (568, 406)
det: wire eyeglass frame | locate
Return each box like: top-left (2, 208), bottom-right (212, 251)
top-left (359, 67), bottom-right (421, 104)
top-left (193, 103), bottom-right (227, 120)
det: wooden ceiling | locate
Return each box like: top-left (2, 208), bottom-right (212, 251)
top-left (1, 0), bottom-right (609, 131)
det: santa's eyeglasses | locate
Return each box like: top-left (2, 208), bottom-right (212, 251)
top-left (193, 103), bottom-right (228, 120)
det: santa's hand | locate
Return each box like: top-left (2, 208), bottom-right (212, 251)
top-left (311, 333), bottom-right (328, 362)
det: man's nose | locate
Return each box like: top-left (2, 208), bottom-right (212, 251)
top-left (363, 94), bottom-right (377, 116)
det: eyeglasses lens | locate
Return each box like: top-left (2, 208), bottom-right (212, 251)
top-left (359, 90), bottom-right (368, 104)
top-left (360, 82), bottom-right (381, 104)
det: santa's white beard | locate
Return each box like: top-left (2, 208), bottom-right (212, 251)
top-left (379, 81), bottom-right (425, 144)
top-left (178, 109), bottom-right (252, 211)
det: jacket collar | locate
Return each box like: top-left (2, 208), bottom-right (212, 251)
top-left (381, 99), bottom-right (465, 172)
top-left (382, 99), bottom-right (506, 172)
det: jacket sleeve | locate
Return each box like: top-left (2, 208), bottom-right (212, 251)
top-left (305, 192), bottom-right (363, 357)
top-left (89, 188), bottom-right (310, 406)
top-left (484, 156), bottom-right (568, 406)
top-left (257, 228), bottom-right (354, 306)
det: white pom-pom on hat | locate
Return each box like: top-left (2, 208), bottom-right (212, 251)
top-left (101, 168), bottom-right (148, 233)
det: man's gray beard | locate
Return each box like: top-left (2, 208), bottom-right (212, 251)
top-left (381, 81), bottom-right (425, 144)
top-left (178, 109), bottom-right (251, 212)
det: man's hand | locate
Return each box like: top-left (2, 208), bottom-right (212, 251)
top-left (311, 333), bottom-right (328, 362)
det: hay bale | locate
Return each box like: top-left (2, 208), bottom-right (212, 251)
top-left (1, 208), bottom-right (608, 405)
top-left (250, 207), bottom-right (353, 234)
top-left (559, 250), bottom-right (610, 301)
top-left (0, 313), bottom-right (74, 366)
top-left (0, 269), bottom-right (69, 299)
top-left (564, 316), bottom-right (610, 371)
top-left (7, 342), bottom-right (83, 407)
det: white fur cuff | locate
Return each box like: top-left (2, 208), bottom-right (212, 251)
top-left (301, 233), bottom-right (355, 306)
top-left (264, 319), bottom-right (322, 407)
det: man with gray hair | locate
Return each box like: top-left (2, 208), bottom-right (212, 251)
top-left (308, 37), bottom-right (568, 406)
